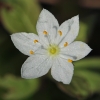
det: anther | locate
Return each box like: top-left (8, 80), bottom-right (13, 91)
top-left (64, 42), bottom-right (68, 47)
top-left (34, 40), bottom-right (38, 43)
top-left (30, 50), bottom-right (34, 54)
top-left (58, 30), bottom-right (62, 36)
top-left (43, 31), bottom-right (48, 35)
top-left (68, 59), bottom-right (72, 63)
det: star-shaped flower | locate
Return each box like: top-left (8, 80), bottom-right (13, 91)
top-left (11, 9), bottom-right (92, 84)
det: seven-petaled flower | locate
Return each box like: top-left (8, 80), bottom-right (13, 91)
top-left (11, 9), bottom-right (92, 84)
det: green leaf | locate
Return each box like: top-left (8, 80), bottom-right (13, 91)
top-left (0, 20), bottom-right (40, 100)
top-left (75, 70), bottom-right (100, 92)
top-left (1, 0), bottom-right (41, 34)
top-left (0, 75), bottom-right (40, 100)
top-left (74, 57), bottom-right (100, 69)
top-left (56, 57), bottom-right (100, 99)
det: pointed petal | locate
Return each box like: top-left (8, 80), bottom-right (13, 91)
top-left (56, 15), bottom-right (79, 47)
top-left (36, 9), bottom-right (59, 46)
top-left (61, 41), bottom-right (92, 61)
top-left (11, 32), bottom-right (41, 56)
top-left (51, 57), bottom-right (74, 84)
top-left (21, 55), bottom-right (52, 79)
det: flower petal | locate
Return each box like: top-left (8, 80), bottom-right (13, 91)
top-left (21, 55), bottom-right (52, 79)
top-left (56, 15), bottom-right (79, 47)
top-left (11, 32), bottom-right (41, 56)
top-left (51, 57), bottom-right (74, 84)
top-left (61, 41), bottom-right (92, 61)
top-left (36, 9), bottom-right (59, 46)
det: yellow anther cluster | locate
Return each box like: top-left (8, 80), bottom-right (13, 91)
top-left (64, 42), bottom-right (68, 47)
top-left (43, 31), bottom-right (48, 35)
top-left (34, 40), bottom-right (38, 43)
top-left (58, 30), bottom-right (62, 36)
top-left (30, 50), bottom-right (34, 54)
top-left (68, 59), bottom-right (73, 63)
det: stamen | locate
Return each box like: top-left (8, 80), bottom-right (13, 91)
top-left (68, 59), bottom-right (72, 63)
top-left (58, 30), bottom-right (62, 36)
top-left (34, 40), bottom-right (38, 43)
top-left (64, 42), bottom-right (68, 47)
top-left (43, 31), bottom-right (48, 35)
top-left (30, 50), bottom-right (34, 54)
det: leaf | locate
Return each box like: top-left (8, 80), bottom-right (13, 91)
top-left (0, 20), bottom-right (40, 100)
top-left (1, 0), bottom-right (41, 34)
top-left (75, 70), bottom-right (100, 92)
top-left (74, 57), bottom-right (100, 69)
top-left (0, 75), bottom-right (40, 100)
top-left (55, 57), bottom-right (100, 99)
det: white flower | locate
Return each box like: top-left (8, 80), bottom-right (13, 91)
top-left (11, 9), bottom-right (92, 84)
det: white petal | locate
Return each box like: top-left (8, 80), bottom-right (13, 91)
top-left (61, 41), bottom-right (92, 61)
top-left (36, 9), bottom-right (59, 46)
top-left (11, 32), bottom-right (41, 56)
top-left (35, 48), bottom-right (47, 55)
top-left (21, 55), bottom-right (52, 79)
top-left (57, 15), bottom-right (79, 47)
top-left (51, 57), bottom-right (74, 84)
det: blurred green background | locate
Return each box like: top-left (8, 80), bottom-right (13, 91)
top-left (0, 0), bottom-right (100, 100)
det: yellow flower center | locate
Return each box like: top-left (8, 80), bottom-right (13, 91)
top-left (50, 47), bottom-right (56, 54)
top-left (47, 44), bottom-right (60, 57)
